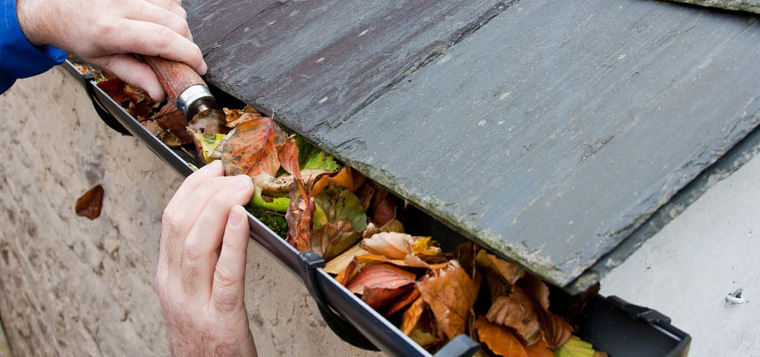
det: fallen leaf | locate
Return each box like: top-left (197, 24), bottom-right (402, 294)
top-left (324, 244), bottom-right (369, 275)
top-left (154, 102), bottom-right (192, 144)
top-left (418, 260), bottom-right (479, 340)
top-left (385, 288), bottom-right (421, 316)
top-left (361, 232), bottom-right (414, 260)
top-left (401, 298), bottom-right (441, 348)
top-left (519, 274), bottom-right (573, 349)
top-left (363, 220), bottom-right (405, 239)
top-left (311, 220), bottom-right (361, 261)
top-left (224, 106), bottom-right (261, 128)
top-left (222, 117), bottom-right (285, 177)
top-left (523, 339), bottom-right (554, 357)
top-left (346, 263), bottom-right (417, 309)
top-left (334, 258), bottom-right (359, 286)
top-left (191, 131), bottom-right (229, 163)
top-left (486, 286), bottom-right (542, 346)
top-left (475, 316), bottom-right (528, 357)
top-left (475, 250), bottom-right (525, 286)
top-left (277, 136), bottom-right (301, 180)
top-left (75, 185), bottom-right (104, 220)
top-left (285, 179), bottom-right (313, 252)
top-left (330, 166), bottom-right (365, 192)
top-left (314, 183), bottom-right (368, 232)
top-left (188, 108), bottom-right (228, 134)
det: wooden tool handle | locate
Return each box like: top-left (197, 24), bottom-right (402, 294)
top-left (143, 56), bottom-right (207, 103)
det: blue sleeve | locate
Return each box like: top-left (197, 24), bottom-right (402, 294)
top-left (1, 0), bottom-right (68, 94)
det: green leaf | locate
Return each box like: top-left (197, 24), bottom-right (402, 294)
top-left (297, 137), bottom-right (340, 171)
top-left (315, 184), bottom-right (368, 233)
top-left (250, 186), bottom-right (290, 213)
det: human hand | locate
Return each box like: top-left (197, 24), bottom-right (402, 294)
top-left (16, 0), bottom-right (207, 101)
top-left (155, 160), bottom-right (258, 357)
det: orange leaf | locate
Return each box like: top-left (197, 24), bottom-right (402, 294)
top-left (330, 166), bottom-right (365, 192)
top-left (418, 260), bottom-right (479, 340)
top-left (278, 136), bottom-right (301, 180)
top-left (224, 106), bottom-right (261, 128)
top-left (324, 244), bottom-right (369, 275)
top-left (75, 185), bottom-right (104, 220)
top-left (401, 298), bottom-right (441, 349)
top-left (524, 339), bottom-right (554, 357)
top-left (486, 286), bottom-right (542, 346)
top-left (334, 258), bottom-right (358, 286)
top-left (475, 316), bottom-right (528, 357)
top-left (222, 117), bottom-right (285, 177)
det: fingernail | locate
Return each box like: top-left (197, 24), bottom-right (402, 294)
top-left (234, 176), bottom-right (252, 190)
top-left (229, 206), bottom-right (245, 226)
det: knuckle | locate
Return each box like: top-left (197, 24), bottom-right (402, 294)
top-left (182, 239), bottom-right (203, 261)
top-left (214, 266), bottom-right (240, 289)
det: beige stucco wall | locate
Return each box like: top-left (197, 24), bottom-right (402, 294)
top-left (0, 68), bottom-right (382, 357)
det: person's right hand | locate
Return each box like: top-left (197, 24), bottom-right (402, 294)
top-left (16, 0), bottom-right (207, 102)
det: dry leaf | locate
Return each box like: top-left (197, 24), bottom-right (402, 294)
top-left (311, 220), bottom-right (361, 261)
top-left (486, 286), bottom-right (542, 346)
top-left (385, 288), bottom-right (421, 316)
top-left (418, 260), bottom-right (478, 340)
top-left (285, 179), bottom-right (313, 252)
top-left (324, 244), bottom-right (369, 275)
top-left (361, 232), bottom-right (414, 259)
top-left (475, 250), bottom-right (525, 286)
top-left (334, 258), bottom-right (359, 286)
top-left (224, 106), bottom-right (261, 128)
top-left (222, 117), bottom-right (285, 177)
top-left (75, 185), bottom-right (104, 220)
top-left (401, 298), bottom-right (441, 349)
top-left (475, 316), bottom-right (528, 357)
top-left (153, 102), bottom-right (192, 144)
top-left (519, 274), bottom-right (573, 349)
top-left (346, 263), bottom-right (417, 310)
top-left (277, 136), bottom-right (301, 180)
top-left (363, 219), bottom-right (405, 239)
top-left (330, 166), bottom-right (365, 192)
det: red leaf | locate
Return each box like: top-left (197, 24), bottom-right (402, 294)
top-left (222, 117), bottom-right (285, 177)
top-left (154, 102), bottom-right (192, 144)
top-left (346, 263), bottom-right (417, 297)
top-left (285, 179), bottom-right (313, 252)
top-left (385, 288), bottom-right (421, 316)
top-left (75, 185), bottom-right (104, 220)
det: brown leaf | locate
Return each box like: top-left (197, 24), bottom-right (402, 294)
top-left (222, 117), bottom-right (285, 177)
top-left (277, 136), bottom-right (301, 180)
top-left (372, 194), bottom-right (396, 227)
top-left (417, 260), bottom-right (479, 340)
top-left (475, 316), bottom-right (528, 357)
top-left (385, 288), bottom-right (421, 316)
top-left (188, 109), bottom-right (228, 134)
top-left (285, 179), bottom-right (313, 252)
top-left (154, 102), bottom-right (192, 144)
top-left (519, 274), bottom-right (573, 349)
top-left (485, 286), bottom-right (542, 346)
top-left (401, 298), bottom-right (442, 349)
top-left (475, 250), bottom-right (525, 286)
top-left (362, 219), bottom-right (405, 239)
top-left (75, 185), bottom-right (104, 220)
top-left (224, 106), bottom-right (261, 128)
top-left (311, 220), bottom-right (361, 261)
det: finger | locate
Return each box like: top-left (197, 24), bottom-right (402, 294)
top-left (141, 0), bottom-right (188, 19)
top-left (211, 205), bottom-right (251, 315)
top-left (120, 0), bottom-right (191, 39)
top-left (180, 176), bottom-right (253, 299)
top-left (159, 162), bottom-right (227, 276)
top-left (94, 54), bottom-right (166, 101)
top-left (165, 160), bottom-right (224, 215)
top-left (98, 19), bottom-right (207, 75)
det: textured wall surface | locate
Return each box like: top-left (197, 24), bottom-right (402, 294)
top-left (0, 69), bottom-right (381, 357)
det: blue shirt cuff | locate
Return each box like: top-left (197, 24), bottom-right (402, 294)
top-left (1, 0), bottom-right (68, 91)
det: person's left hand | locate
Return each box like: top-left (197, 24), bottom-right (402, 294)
top-left (155, 160), bottom-right (258, 357)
